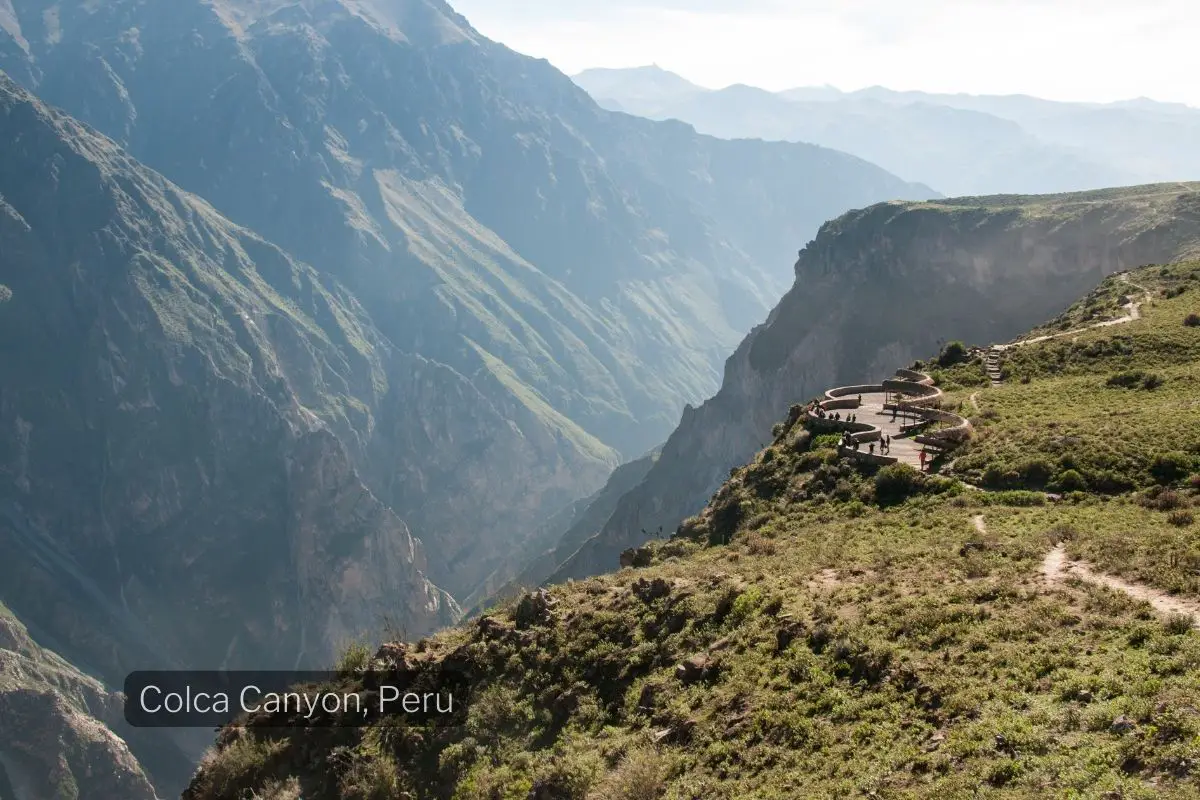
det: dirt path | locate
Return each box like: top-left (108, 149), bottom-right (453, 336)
top-left (971, 516), bottom-right (1199, 626)
top-left (1041, 545), bottom-right (1200, 624)
top-left (993, 273), bottom-right (1150, 351)
top-left (968, 392), bottom-right (980, 413)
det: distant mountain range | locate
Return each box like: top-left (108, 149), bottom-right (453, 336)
top-left (574, 66), bottom-right (1200, 197)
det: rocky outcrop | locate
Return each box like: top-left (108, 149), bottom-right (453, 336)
top-left (0, 606), bottom-right (160, 800)
top-left (549, 186), bottom-right (1200, 581)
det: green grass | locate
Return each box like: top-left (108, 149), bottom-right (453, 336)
top-left (948, 262), bottom-right (1200, 493)
top-left (1053, 498), bottom-right (1200, 597)
top-left (190, 495), bottom-right (1200, 799)
top-left (950, 367), bottom-right (1199, 491)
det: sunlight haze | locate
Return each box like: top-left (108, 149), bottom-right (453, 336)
top-left (452, 0), bottom-right (1200, 105)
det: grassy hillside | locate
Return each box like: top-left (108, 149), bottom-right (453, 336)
top-left (188, 261), bottom-right (1200, 799)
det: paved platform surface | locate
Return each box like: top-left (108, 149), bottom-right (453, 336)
top-left (848, 394), bottom-right (928, 469)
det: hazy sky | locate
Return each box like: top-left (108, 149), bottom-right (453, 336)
top-left (451, 0), bottom-right (1200, 106)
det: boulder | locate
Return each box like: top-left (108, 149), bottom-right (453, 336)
top-left (513, 589), bottom-right (556, 629)
top-left (633, 577), bottom-right (672, 604)
top-left (675, 654), bottom-right (714, 684)
top-left (1110, 715), bottom-right (1136, 734)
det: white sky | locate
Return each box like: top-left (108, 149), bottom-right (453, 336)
top-left (450, 0), bottom-right (1200, 106)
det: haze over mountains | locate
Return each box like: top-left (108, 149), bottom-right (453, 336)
top-left (0, 0), bottom-right (933, 793)
top-left (3, 1), bottom-right (1199, 797)
top-left (574, 65), bottom-right (1200, 197)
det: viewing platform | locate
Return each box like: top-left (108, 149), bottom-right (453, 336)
top-left (804, 368), bottom-right (973, 469)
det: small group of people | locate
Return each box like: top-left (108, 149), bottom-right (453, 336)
top-left (841, 432), bottom-right (892, 455)
top-left (810, 404), bottom-right (857, 424)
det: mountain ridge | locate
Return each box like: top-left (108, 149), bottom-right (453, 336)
top-left (573, 67), bottom-right (1200, 196)
top-left (542, 183), bottom-right (1200, 584)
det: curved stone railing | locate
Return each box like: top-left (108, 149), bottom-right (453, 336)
top-left (884, 370), bottom-right (972, 445)
top-left (807, 384), bottom-right (886, 449)
top-left (912, 409), bottom-right (973, 445)
top-left (882, 377), bottom-right (943, 409)
top-left (894, 368), bottom-right (935, 386)
top-left (805, 368), bottom-right (973, 462)
top-left (824, 383), bottom-right (886, 400)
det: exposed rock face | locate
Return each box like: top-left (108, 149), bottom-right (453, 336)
top-left (0, 606), bottom-right (160, 800)
top-left (550, 186), bottom-right (1200, 580)
top-left (468, 448), bottom-right (659, 611)
top-left (0, 0), bottom-right (933, 603)
top-left (0, 72), bottom-right (462, 791)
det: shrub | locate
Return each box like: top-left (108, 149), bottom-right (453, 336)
top-left (987, 490), bottom-right (1046, 507)
top-left (1164, 613), bottom-right (1195, 635)
top-left (589, 748), bottom-right (665, 800)
top-left (1015, 458), bottom-right (1055, 486)
top-left (1184, 313), bottom-right (1200, 327)
top-left (789, 429), bottom-right (812, 451)
top-left (811, 433), bottom-right (842, 450)
top-left (1090, 470), bottom-right (1136, 494)
top-left (1151, 452), bottom-right (1193, 485)
top-left (1141, 372), bottom-right (1165, 390)
top-left (982, 465), bottom-right (1014, 489)
top-left (336, 641), bottom-right (372, 675)
top-left (340, 755), bottom-right (404, 800)
top-left (1106, 370), bottom-right (1145, 389)
top-left (191, 736), bottom-right (289, 799)
top-left (937, 340), bottom-right (968, 367)
top-left (874, 463), bottom-right (923, 503)
top-left (1168, 510), bottom-right (1195, 527)
top-left (1053, 469), bottom-right (1088, 493)
top-left (1150, 490), bottom-right (1185, 511)
top-left (1047, 522), bottom-right (1077, 544)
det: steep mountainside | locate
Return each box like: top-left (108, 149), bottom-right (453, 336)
top-left (0, 602), bottom-right (163, 799)
top-left (574, 67), bottom-right (1200, 196)
top-left (0, 72), bottom-right (464, 792)
top-left (186, 260), bottom-right (1200, 799)
top-left (549, 185), bottom-right (1200, 582)
top-left (0, 0), bottom-right (932, 600)
top-left (469, 448), bottom-right (660, 611)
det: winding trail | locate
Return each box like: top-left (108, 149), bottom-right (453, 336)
top-left (1041, 545), bottom-right (1200, 624)
top-left (976, 516), bottom-right (1199, 626)
top-left (992, 272), bottom-right (1150, 353)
